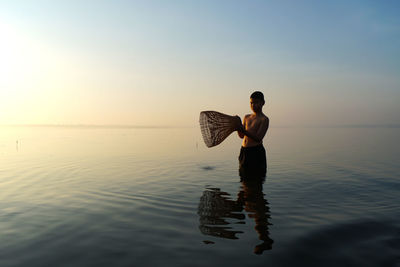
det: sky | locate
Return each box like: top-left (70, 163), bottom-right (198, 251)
top-left (0, 0), bottom-right (399, 127)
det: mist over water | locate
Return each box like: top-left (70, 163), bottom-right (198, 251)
top-left (0, 126), bottom-right (399, 266)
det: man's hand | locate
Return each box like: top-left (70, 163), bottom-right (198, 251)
top-left (234, 115), bottom-right (243, 131)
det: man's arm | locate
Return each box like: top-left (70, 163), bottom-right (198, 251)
top-left (237, 115), bottom-right (247, 139)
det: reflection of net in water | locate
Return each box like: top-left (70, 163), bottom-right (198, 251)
top-left (199, 111), bottom-right (241, 148)
top-left (198, 184), bottom-right (274, 254)
top-left (197, 188), bottom-right (245, 239)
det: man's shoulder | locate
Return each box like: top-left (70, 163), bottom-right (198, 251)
top-left (258, 113), bottom-right (269, 121)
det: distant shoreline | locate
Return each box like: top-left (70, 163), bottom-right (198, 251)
top-left (0, 124), bottom-right (185, 129)
top-left (1, 124), bottom-right (399, 129)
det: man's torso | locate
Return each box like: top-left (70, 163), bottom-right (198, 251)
top-left (242, 113), bottom-right (268, 147)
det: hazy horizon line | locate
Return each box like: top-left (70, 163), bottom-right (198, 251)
top-left (0, 124), bottom-right (187, 129)
top-left (1, 123), bottom-right (399, 129)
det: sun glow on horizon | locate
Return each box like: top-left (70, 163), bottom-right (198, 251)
top-left (0, 20), bottom-right (97, 125)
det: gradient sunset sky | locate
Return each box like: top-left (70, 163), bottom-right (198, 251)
top-left (1, 0), bottom-right (399, 127)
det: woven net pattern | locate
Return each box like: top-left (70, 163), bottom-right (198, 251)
top-left (199, 111), bottom-right (239, 148)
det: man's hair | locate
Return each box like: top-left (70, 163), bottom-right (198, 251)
top-left (250, 91), bottom-right (264, 102)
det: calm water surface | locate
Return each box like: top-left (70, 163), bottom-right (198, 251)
top-left (0, 126), bottom-right (399, 266)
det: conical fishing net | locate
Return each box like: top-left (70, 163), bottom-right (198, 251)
top-left (199, 111), bottom-right (241, 148)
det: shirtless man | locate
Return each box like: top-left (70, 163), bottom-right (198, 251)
top-left (237, 91), bottom-right (269, 178)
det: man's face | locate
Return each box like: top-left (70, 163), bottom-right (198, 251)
top-left (250, 98), bottom-right (263, 113)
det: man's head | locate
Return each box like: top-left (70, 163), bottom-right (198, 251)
top-left (250, 91), bottom-right (265, 113)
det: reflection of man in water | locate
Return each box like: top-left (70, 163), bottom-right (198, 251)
top-left (237, 177), bottom-right (273, 254)
top-left (237, 91), bottom-right (269, 178)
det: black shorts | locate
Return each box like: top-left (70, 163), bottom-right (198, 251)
top-left (238, 144), bottom-right (267, 178)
